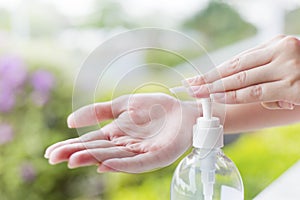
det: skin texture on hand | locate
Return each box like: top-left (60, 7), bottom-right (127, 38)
top-left (185, 35), bottom-right (300, 110)
top-left (44, 93), bottom-right (200, 173)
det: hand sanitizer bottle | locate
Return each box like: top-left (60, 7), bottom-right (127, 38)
top-left (170, 98), bottom-right (244, 200)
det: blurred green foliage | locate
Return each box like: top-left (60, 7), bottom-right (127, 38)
top-left (225, 125), bottom-right (300, 199)
top-left (144, 1), bottom-right (257, 68)
top-left (145, 49), bottom-right (188, 68)
top-left (80, 0), bottom-right (136, 29)
top-left (183, 1), bottom-right (257, 50)
top-left (0, 55), bottom-right (87, 199)
top-left (285, 8), bottom-right (300, 34)
top-left (0, 8), bottom-right (10, 30)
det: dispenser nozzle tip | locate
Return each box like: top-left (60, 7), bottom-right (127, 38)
top-left (201, 98), bottom-right (212, 119)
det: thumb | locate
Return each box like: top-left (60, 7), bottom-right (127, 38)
top-left (68, 96), bottom-right (128, 128)
top-left (67, 102), bottom-right (114, 128)
top-left (261, 101), bottom-right (295, 110)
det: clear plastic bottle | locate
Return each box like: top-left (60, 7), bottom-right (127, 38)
top-left (171, 98), bottom-right (244, 200)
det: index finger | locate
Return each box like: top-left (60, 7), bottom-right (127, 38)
top-left (186, 47), bottom-right (273, 86)
top-left (184, 35), bottom-right (287, 86)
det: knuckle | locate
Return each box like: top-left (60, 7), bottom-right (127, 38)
top-left (284, 59), bottom-right (300, 81)
top-left (289, 58), bottom-right (300, 71)
top-left (250, 85), bottom-right (263, 100)
top-left (228, 90), bottom-right (238, 103)
top-left (274, 34), bottom-right (286, 40)
top-left (228, 57), bottom-right (240, 73)
top-left (235, 71), bottom-right (247, 86)
top-left (195, 75), bottom-right (206, 84)
top-left (292, 80), bottom-right (300, 91)
top-left (281, 36), bottom-right (300, 51)
top-left (284, 77), bottom-right (293, 87)
top-left (284, 80), bottom-right (300, 103)
top-left (207, 83), bottom-right (215, 92)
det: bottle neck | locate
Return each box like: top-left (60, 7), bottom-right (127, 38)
top-left (192, 147), bottom-right (222, 156)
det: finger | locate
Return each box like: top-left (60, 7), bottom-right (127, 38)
top-left (48, 140), bottom-right (116, 164)
top-left (189, 64), bottom-right (276, 97)
top-left (261, 101), bottom-right (295, 110)
top-left (183, 35), bottom-right (287, 87)
top-left (44, 129), bottom-right (109, 159)
top-left (100, 154), bottom-right (157, 173)
top-left (67, 102), bottom-right (112, 128)
top-left (211, 81), bottom-right (288, 104)
top-left (186, 48), bottom-right (273, 87)
top-left (45, 138), bottom-right (79, 159)
top-left (67, 147), bottom-right (137, 169)
top-left (101, 150), bottom-right (175, 173)
top-left (67, 96), bottom-right (128, 128)
top-left (85, 121), bottom-right (127, 140)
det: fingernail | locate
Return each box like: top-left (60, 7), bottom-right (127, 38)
top-left (181, 79), bottom-right (191, 87)
top-left (169, 86), bottom-right (188, 94)
top-left (182, 79), bottom-right (196, 95)
top-left (189, 85), bottom-right (210, 97)
top-left (184, 76), bottom-right (199, 85)
top-left (68, 164), bottom-right (75, 169)
top-left (211, 93), bottom-right (226, 103)
top-left (68, 161), bottom-right (80, 169)
top-left (44, 148), bottom-right (49, 158)
top-left (44, 152), bottom-right (49, 159)
top-left (68, 163), bottom-right (83, 169)
top-left (67, 114), bottom-right (75, 128)
top-left (49, 159), bottom-right (59, 165)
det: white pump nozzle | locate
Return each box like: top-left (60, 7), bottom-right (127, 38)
top-left (169, 86), bottom-right (223, 148)
top-left (193, 98), bottom-right (223, 149)
top-left (198, 98), bottom-right (220, 200)
top-left (201, 98), bottom-right (212, 119)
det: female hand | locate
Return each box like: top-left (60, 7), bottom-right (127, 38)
top-left (185, 35), bottom-right (300, 110)
top-left (44, 93), bottom-right (200, 173)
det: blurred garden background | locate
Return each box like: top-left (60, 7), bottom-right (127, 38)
top-left (1, 0), bottom-right (300, 199)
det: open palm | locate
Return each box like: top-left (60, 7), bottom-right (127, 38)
top-left (45, 93), bottom-right (200, 173)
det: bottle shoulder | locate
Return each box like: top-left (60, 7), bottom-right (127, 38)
top-left (176, 148), bottom-right (237, 171)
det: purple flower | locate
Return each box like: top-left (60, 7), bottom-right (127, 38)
top-left (31, 70), bottom-right (55, 92)
top-left (0, 123), bottom-right (14, 145)
top-left (0, 55), bottom-right (27, 90)
top-left (0, 89), bottom-right (15, 113)
top-left (31, 70), bottom-right (55, 106)
top-left (0, 55), bottom-right (27, 112)
top-left (20, 162), bottom-right (36, 183)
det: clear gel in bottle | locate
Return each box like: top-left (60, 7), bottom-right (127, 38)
top-left (170, 98), bottom-right (244, 200)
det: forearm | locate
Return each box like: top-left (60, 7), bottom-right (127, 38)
top-left (216, 103), bottom-right (300, 134)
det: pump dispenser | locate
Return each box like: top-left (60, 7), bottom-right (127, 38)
top-left (170, 97), bottom-right (244, 200)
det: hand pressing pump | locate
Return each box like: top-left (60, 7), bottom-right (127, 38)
top-left (171, 98), bottom-right (244, 200)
